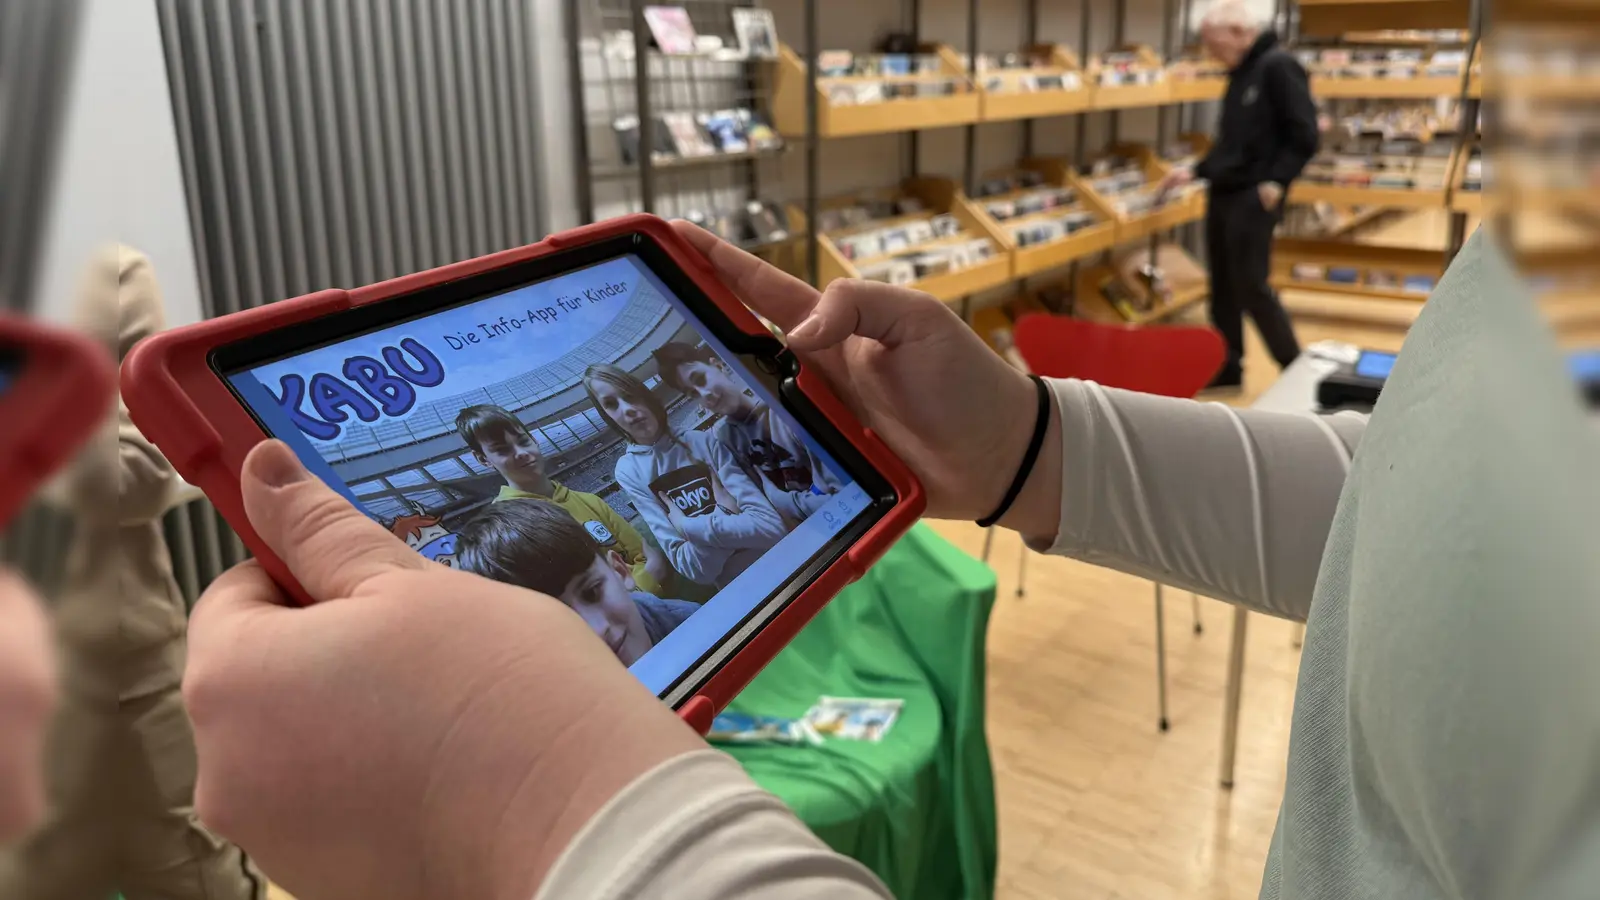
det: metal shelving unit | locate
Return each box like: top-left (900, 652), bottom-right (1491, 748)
top-left (572, 0), bottom-right (791, 232)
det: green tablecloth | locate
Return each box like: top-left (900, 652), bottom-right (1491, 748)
top-left (720, 523), bottom-right (999, 900)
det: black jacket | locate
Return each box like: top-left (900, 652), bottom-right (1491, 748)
top-left (1196, 32), bottom-right (1320, 195)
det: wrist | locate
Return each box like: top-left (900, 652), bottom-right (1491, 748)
top-left (484, 680), bottom-right (704, 900)
top-left (976, 369), bottom-right (1043, 519)
top-left (995, 383), bottom-right (1063, 542)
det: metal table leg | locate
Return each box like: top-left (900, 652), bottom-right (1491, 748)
top-left (1219, 604), bottom-right (1249, 788)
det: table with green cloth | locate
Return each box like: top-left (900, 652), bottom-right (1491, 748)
top-left (719, 523), bottom-right (999, 900)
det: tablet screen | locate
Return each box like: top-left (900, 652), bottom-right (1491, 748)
top-left (219, 254), bottom-right (878, 698)
top-left (1355, 351), bottom-right (1398, 381)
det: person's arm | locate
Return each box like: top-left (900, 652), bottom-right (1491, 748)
top-left (769, 413), bottom-right (844, 520)
top-left (64, 249), bottom-right (175, 527)
top-left (1263, 54), bottom-right (1320, 188)
top-left (1031, 379), bottom-right (1366, 622)
top-left (672, 437), bottom-right (788, 550)
top-left (535, 751), bottom-right (892, 900)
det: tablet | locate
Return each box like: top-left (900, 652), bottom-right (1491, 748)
top-left (121, 215), bottom-right (924, 730)
top-left (0, 315), bottom-right (117, 529)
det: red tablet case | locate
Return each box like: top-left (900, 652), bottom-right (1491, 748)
top-left (121, 214), bottom-right (925, 734)
top-left (0, 315), bottom-right (117, 530)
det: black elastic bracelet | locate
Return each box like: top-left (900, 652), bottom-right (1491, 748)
top-left (977, 375), bottom-right (1051, 528)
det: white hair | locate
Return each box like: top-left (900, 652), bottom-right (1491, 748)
top-left (1198, 0), bottom-right (1268, 31)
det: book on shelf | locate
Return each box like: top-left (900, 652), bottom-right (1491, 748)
top-left (731, 7), bottom-right (778, 60)
top-left (642, 6), bottom-right (697, 55)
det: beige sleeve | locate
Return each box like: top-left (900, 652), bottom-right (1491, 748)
top-left (61, 247), bottom-right (175, 526)
top-left (535, 750), bottom-right (891, 900)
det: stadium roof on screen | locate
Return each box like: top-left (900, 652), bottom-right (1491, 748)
top-left (322, 278), bottom-right (675, 466)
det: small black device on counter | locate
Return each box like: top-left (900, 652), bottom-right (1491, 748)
top-left (1315, 350), bottom-right (1396, 411)
top-left (1318, 348), bottom-right (1600, 412)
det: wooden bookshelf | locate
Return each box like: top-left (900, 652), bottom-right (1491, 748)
top-left (1071, 244), bottom-right (1210, 325)
top-left (1297, 0), bottom-right (1471, 38)
top-left (1291, 139), bottom-right (1458, 212)
top-left (1309, 43), bottom-right (1477, 99)
top-left (1272, 237), bottom-right (1447, 302)
top-left (1311, 71), bottom-right (1466, 99)
top-left (977, 46), bottom-right (1092, 121)
top-left (976, 158), bottom-right (1118, 278)
top-left (803, 177), bottom-right (1013, 302)
top-left (1088, 46), bottom-right (1172, 109)
top-left (1166, 48), bottom-right (1227, 102)
top-left (770, 43), bottom-right (980, 139)
top-left (1072, 144), bottom-right (1204, 243)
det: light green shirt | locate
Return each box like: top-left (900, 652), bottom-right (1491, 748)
top-left (1047, 230), bottom-right (1600, 899)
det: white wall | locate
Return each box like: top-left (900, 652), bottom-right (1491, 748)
top-left (36, 0), bottom-right (204, 326)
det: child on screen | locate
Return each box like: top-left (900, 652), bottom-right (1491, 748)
top-left (581, 363), bottom-right (787, 590)
top-left (455, 403), bottom-right (669, 595)
top-left (652, 341), bottom-right (842, 523)
top-left (455, 499), bottom-right (699, 666)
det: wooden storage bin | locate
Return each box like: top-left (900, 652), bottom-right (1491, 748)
top-left (1310, 45), bottom-right (1472, 99)
top-left (1071, 243), bottom-right (1210, 325)
top-left (1088, 45), bottom-right (1172, 110)
top-left (1292, 144), bottom-right (1457, 209)
top-left (977, 45), bottom-right (1092, 121)
top-left (1272, 238), bottom-right (1447, 302)
top-left (976, 158), bottom-right (1118, 279)
top-left (1152, 134), bottom-right (1212, 225)
top-left (1076, 144), bottom-right (1195, 243)
top-left (1296, 0), bottom-right (1472, 38)
top-left (802, 177), bottom-right (1012, 302)
top-left (1166, 48), bottom-right (1227, 102)
top-left (770, 43), bottom-right (980, 139)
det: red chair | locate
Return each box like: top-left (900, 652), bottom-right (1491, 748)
top-left (996, 313), bottom-right (1226, 732)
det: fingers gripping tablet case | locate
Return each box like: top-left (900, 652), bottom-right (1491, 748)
top-left (121, 215), bottom-right (924, 734)
top-left (0, 315), bottom-right (118, 529)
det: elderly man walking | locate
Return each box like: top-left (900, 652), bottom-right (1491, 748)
top-left (1162, 0), bottom-right (1319, 389)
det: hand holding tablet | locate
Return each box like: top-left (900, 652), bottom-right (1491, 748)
top-left (131, 219), bottom-right (1052, 896)
top-left (121, 214), bottom-right (925, 728)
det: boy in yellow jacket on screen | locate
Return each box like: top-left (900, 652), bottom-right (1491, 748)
top-left (455, 404), bottom-right (670, 595)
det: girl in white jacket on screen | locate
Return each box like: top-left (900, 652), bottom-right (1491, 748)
top-left (583, 363), bottom-right (787, 590)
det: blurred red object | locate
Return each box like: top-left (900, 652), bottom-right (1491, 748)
top-left (1010, 313), bottom-right (1226, 399)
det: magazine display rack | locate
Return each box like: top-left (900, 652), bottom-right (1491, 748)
top-left (770, 43), bottom-right (979, 139)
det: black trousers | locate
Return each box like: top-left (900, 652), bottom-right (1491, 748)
top-left (1204, 188), bottom-right (1301, 380)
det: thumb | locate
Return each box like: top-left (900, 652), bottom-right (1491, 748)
top-left (786, 279), bottom-right (957, 352)
top-left (240, 440), bottom-right (427, 599)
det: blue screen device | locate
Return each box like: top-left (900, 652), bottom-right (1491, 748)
top-left (1353, 351), bottom-right (1398, 381)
